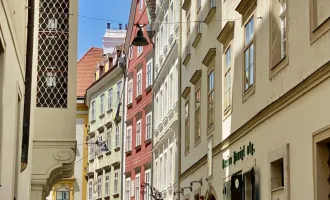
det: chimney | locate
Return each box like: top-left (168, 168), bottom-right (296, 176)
top-left (119, 23), bottom-right (122, 30)
top-left (125, 24), bottom-right (128, 30)
top-left (107, 23), bottom-right (110, 29)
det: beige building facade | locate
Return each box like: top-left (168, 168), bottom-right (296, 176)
top-left (0, 0), bottom-right (78, 199)
top-left (180, 0), bottom-right (330, 200)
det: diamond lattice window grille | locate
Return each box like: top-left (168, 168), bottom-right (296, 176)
top-left (36, 0), bottom-right (70, 108)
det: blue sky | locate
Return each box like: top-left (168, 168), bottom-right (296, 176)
top-left (78, 0), bottom-right (131, 60)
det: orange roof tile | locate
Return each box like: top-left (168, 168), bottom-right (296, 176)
top-left (77, 47), bottom-right (103, 97)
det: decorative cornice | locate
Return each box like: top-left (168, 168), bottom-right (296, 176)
top-left (235, 0), bottom-right (257, 15)
top-left (217, 21), bottom-right (235, 45)
top-left (181, 87), bottom-right (191, 99)
top-left (202, 48), bottom-right (216, 67)
top-left (180, 61), bottom-right (330, 181)
top-left (190, 70), bottom-right (202, 85)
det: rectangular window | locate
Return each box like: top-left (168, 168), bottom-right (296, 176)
top-left (244, 17), bottom-right (255, 91)
top-left (164, 152), bottom-right (167, 189)
top-left (91, 100), bottom-right (95, 121)
top-left (126, 178), bottom-right (131, 200)
top-left (145, 169), bottom-right (151, 200)
top-left (100, 94), bottom-right (105, 115)
top-left (114, 170), bottom-right (119, 194)
top-left (195, 85), bottom-right (201, 141)
top-left (159, 157), bottom-right (163, 190)
top-left (208, 70), bottom-right (215, 126)
top-left (280, 0), bottom-right (286, 58)
top-left (126, 127), bottom-right (132, 152)
top-left (128, 79), bottom-right (133, 104)
top-left (108, 88), bottom-right (113, 110)
top-left (185, 101), bottom-right (190, 152)
top-left (88, 180), bottom-right (93, 200)
top-left (89, 138), bottom-right (94, 160)
top-left (116, 126), bottom-right (120, 148)
top-left (117, 81), bottom-right (122, 104)
top-left (164, 82), bottom-right (168, 114)
top-left (106, 131), bottom-right (111, 151)
top-left (138, 46), bottom-right (143, 56)
top-left (169, 147), bottom-right (172, 183)
top-left (146, 59), bottom-right (153, 87)
top-left (97, 136), bottom-right (103, 156)
top-left (129, 46), bottom-right (133, 59)
top-left (136, 120), bottom-right (141, 146)
top-left (137, 70), bottom-right (142, 96)
top-left (140, 0), bottom-right (144, 12)
top-left (98, 175), bottom-right (102, 198)
top-left (135, 174), bottom-right (140, 200)
top-left (56, 191), bottom-right (69, 200)
top-left (146, 112), bottom-right (152, 140)
top-left (105, 173), bottom-right (110, 196)
top-left (224, 46), bottom-right (232, 110)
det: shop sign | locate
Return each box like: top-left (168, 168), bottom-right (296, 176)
top-left (222, 141), bottom-right (255, 169)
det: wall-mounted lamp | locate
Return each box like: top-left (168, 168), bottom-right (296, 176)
top-left (131, 24), bottom-right (155, 47)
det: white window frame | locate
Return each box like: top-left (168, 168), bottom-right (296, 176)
top-left (136, 120), bottom-right (142, 146)
top-left (100, 93), bottom-right (105, 115)
top-left (244, 16), bottom-right (255, 92)
top-left (164, 151), bottom-right (167, 189)
top-left (115, 126), bottom-right (120, 148)
top-left (105, 173), bottom-right (110, 196)
top-left (128, 79), bottom-right (133, 104)
top-left (140, 0), bottom-right (144, 13)
top-left (135, 174), bottom-right (140, 200)
top-left (144, 169), bottom-right (151, 200)
top-left (108, 88), bottom-right (113, 111)
top-left (224, 46), bottom-right (232, 111)
top-left (137, 69), bottom-right (142, 97)
top-left (126, 126), bottom-right (132, 152)
top-left (106, 131), bottom-right (111, 151)
top-left (97, 175), bottom-right (102, 198)
top-left (129, 46), bottom-right (133, 59)
top-left (146, 112), bottom-right (152, 140)
top-left (88, 180), bottom-right (93, 200)
top-left (114, 169), bottom-right (119, 194)
top-left (89, 138), bottom-right (94, 160)
top-left (169, 147), bottom-right (173, 184)
top-left (280, 0), bottom-right (287, 58)
top-left (91, 100), bottom-right (95, 121)
top-left (146, 59), bottom-right (153, 88)
top-left (126, 177), bottom-right (131, 200)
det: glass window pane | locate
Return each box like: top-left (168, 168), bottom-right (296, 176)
top-left (245, 50), bottom-right (249, 71)
top-left (249, 64), bottom-right (254, 86)
top-left (250, 44), bottom-right (254, 66)
top-left (250, 17), bottom-right (254, 37)
top-left (245, 70), bottom-right (249, 90)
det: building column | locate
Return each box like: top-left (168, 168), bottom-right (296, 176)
top-left (31, 184), bottom-right (44, 200)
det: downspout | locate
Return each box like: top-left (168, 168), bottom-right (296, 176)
top-left (177, 1), bottom-right (182, 199)
top-left (120, 60), bottom-right (127, 200)
top-left (150, 41), bottom-right (155, 196)
top-left (21, 0), bottom-right (35, 172)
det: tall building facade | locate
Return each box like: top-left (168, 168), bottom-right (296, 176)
top-left (85, 28), bottom-right (126, 200)
top-left (0, 0), bottom-right (78, 199)
top-left (123, 1), bottom-right (153, 200)
top-left (152, 0), bottom-right (181, 199)
top-left (180, 0), bottom-right (330, 200)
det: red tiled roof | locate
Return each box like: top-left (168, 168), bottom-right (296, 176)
top-left (77, 47), bottom-right (103, 97)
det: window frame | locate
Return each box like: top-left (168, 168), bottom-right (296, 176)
top-left (56, 191), bottom-right (70, 200)
top-left (105, 173), bottom-right (110, 196)
top-left (100, 93), bottom-right (105, 115)
top-left (146, 59), bottom-right (153, 88)
top-left (207, 67), bottom-right (215, 130)
top-left (135, 173), bottom-right (141, 200)
top-left (115, 125), bottom-right (120, 148)
top-left (97, 175), bottom-right (102, 198)
top-left (144, 169), bottom-right (151, 200)
top-left (108, 88), bottom-right (113, 111)
top-left (140, 0), bottom-right (144, 12)
top-left (146, 112), bottom-right (152, 140)
top-left (185, 100), bottom-right (190, 153)
top-left (128, 79), bottom-right (133, 104)
top-left (126, 177), bottom-right (131, 200)
top-left (136, 119), bottom-right (142, 146)
top-left (88, 180), bottom-right (93, 200)
top-left (117, 81), bottom-right (122, 104)
top-left (114, 169), bottom-right (119, 194)
top-left (126, 126), bottom-right (132, 152)
top-left (91, 100), bottom-right (96, 121)
top-left (137, 69), bottom-right (142, 97)
top-left (224, 45), bottom-right (232, 113)
top-left (129, 46), bottom-right (133, 60)
top-left (194, 81), bottom-right (201, 144)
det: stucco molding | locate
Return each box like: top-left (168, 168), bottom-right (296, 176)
top-left (180, 61), bottom-right (330, 181)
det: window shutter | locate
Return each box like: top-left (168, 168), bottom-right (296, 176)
top-left (270, 0), bottom-right (282, 68)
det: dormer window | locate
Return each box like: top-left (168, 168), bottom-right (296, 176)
top-left (99, 65), bottom-right (105, 76)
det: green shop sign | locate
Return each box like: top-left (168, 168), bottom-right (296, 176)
top-left (222, 142), bottom-right (255, 169)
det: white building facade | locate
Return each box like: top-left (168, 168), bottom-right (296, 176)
top-left (152, 0), bottom-right (181, 199)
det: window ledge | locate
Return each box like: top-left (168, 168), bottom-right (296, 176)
top-left (145, 85), bottom-right (153, 93)
top-left (269, 56), bottom-right (289, 79)
top-left (97, 126), bottom-right (104, 132)
top-left (97, 154), bottom-right (103, 159)
top-left (223, 106), bottom-right (232, 121)
top-left (192, 33), bottom-right (202, 48)
top-left (125, 150), bottom-right (132, 155)
top-left (105, 121), bottom-right (113, 128)
top-left (107, 108), bottom-right (113, 114)
top-left (104, 195), bottom-right (111, 200)
top-left (185, 148), bottom-right (190, 156)
top-left (204, 7), bottom-right (216, 25)
top-left (145, 138), bottom-right (152, 145)
top-left (136, 94), bottom-right (142, 101)
top-left (113, 193), bottom-right (119, 198)
top-left (194, 137), bottom-right (201, 147)
top-left (96, 197), bottom-right (102, 200)
top-left (105, 150), bottom-right (111, 156)
top-left (242, 84), bottom-right (255, 103)
top-left (99, 113), bottom-right (105, 119)
top-left (114, 146), bottom-right (120, 152)
top-left (90, 119), bottom-right (96, 124)
top-left (135, 144), bottom-right (141, 150)
top-left (127, 102), bottom-right (133, 109)
top-left (89, 158), bottom-right (95, 162)
top-left (88, 130), bottom-right (96, 137)
top-left (183, 52), bottom-right (191, 66)
top-left (114, 116), bottom-right (122, 124)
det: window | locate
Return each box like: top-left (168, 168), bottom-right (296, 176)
top-left (98, 175), bottom-right (102, 198)
top-left (89, 138), bottom-right (94, 160)
top-left (91, 101), bottom-right (95, 121)
top-left (117, 81), bottom-right (122, 104)
top-left (97, 136), bottom-right (103, 156)
top-left (115, 126), bottom-right (120, 148)
top-left (56, 191), bottom-right (69, 200)
top-left (106, 131), bottom-right (111, 151)
top-left (155, 161), bottom-right (158, 189)
top-left (135, 174), bottom-right (140, 200)
top-left (185, 101), bottom-right (190, 152)
top-left (208, 70), bottom-right (215, 126)
top-left (88, 180), bottom-right (93, 200)
top-left (114, 170), bottom-right (119, 194)
top-left (126, 178), bottom-right (131, 200)
top-left (164, 82), bottom-right (168, 114)
top-left (100, 94), bottom-right (105, 115)
top-left (195, 85), bottom-right (201, 141)
top-left (126, 126), bottom-right (132, 152)
top-left (146, 59), bottom-right (153, 87)
top-left (146, 112), bottom-right (152, 140)
top-left (138, 46), bottom-right (143, 56)
top-left (198, 0), bottom-right (201, 9)
top-left (46, 72), bottom-right (56, 87)
top-left (136, 120), bottom-right (141, 146)
top-left (137, 70), bottom-right (142, 96)
top-left (128, 79), bottom-right (133, 104)
top-left (169, 147), bottom-right (172, 183)
top-left (129, 46), bottom-right (133, 59)
top-left (105, 173), bottom-right (110, 196)
top-left (280, 0), bottom-right (286, 58)
top-left (108, 88), bottom-right (113, 110)
top-left (47, 18), bottom-right (58, 30)
top-left (140, 0), bottom-right (144, 12)
top-left (244, 17), bottom-right (255, 91)
top-left (164, 152), bottom-right (167, 189)
top-left (169, 73), bottom-right (173, 107)
top-left (159, 157), bottom-right (163, 190)
top-left (145, 169), bottom-right (151, 200)
top-left (224, 47), bottom-right (231, 110)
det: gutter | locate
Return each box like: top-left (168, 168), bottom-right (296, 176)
top-left (21, 0), bottom-right (35, 172)
top-left (177, 1), bottom-right (182, 199)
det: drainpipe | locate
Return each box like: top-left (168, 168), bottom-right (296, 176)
top-left (21, 0), bottom-right (35, 172)
top-left (177, 1), bottom-right (182, 200)
top-left (150, 41), bottom-right (155, 197)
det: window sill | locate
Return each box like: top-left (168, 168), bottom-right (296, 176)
top-left (99, 113), bottom-right (105, 119)
top-left (97, 126), bottom-right (104, 132)
top-left (194, 137), bottom-right (201, 147)
top-left (127, 102), bottom-right (133, 109)
top-left (204, 7), bottom-right (216, 25)
top-left (107, 108), bottom-right (113, 113)
top-left (136, 94), bottom-right (142, 101)
top-left (242, 84), bottom-right (255, 103)
top-left (207, 123), bottom-right (215, 136)
top-left (310, 16), bottom-right (330, 44)
top-left (114, 146), bottom-right (121, 152)
top-left (113, 193), bottom-right (119, 198)
top-left (105, 121), bottom-right (113, 128)
top-left (90, 119), bottom-right (96, 124)
top-left (105, 150), bottom-right (111, 156)
top-left (269, 56), bottom-right (289, 79)
top-left (138, 52), bottom-right (143, 57)
top-left (88, 130), bottom-right (96, 137)
top-left (183, 52), bottom-right (191, 66)
top-left (114, 116), bottom-right (122, 124)
top-left (135, 144), bottom-right (141, 150)
top-left (96, 197), bottom-right (102, 200)
top-left (145, 138), bottom-right (152, 145)
top-left (192, 33), bottom-right (202, 48)
top-left (125, 150), bottom-right (132, 155)
top-left (89, 158), bottom-right (95, 162)
top-left (97, 154), bottom-right (103, 159)
top-left (104, 195), bottom-right (111, 200)
top-left (145, 85), bottom-right (153, 93)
